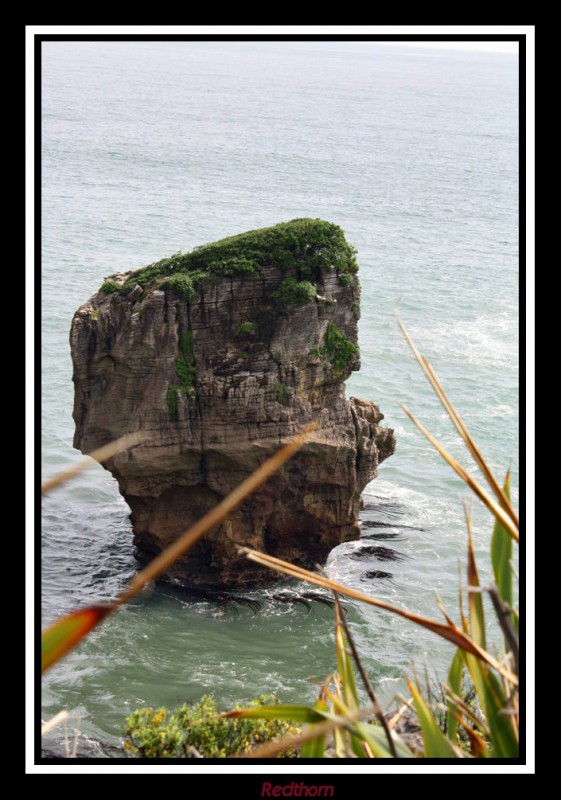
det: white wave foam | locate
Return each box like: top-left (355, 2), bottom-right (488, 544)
top-left (409, 313), bottom-right (518, 369)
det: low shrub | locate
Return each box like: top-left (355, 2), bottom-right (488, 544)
top-left (120, 219), bottom-right (359, 291)
top-left (123, 694), bottom-right (299, 758)
top-left (167, 273), bottom-right (198, 301)
top-left (234, 322), bottom-right (257, 337)
top-left (273, 277), bottom-right (317, 306)
top-left (176, 358), bottom-right (196, 390)
top-left (101, 280), bottom-right (123, 294)
top-left (324, 322), bottom-right (359, 373)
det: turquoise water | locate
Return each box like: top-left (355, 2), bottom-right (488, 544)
top-left (41, 41), bottom-right (518, 748)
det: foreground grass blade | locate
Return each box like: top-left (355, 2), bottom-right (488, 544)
top-left (335, 608), bottom-right (359, 711)
top-left (466, 507), bottom-right (486, 650)
top-left (223, 705), bottom-right (325, 724)
top-left (42, 426), bottom-right (315, 672)
top-left (234, 713), bottom-right (363, 760)
top-left (41, 605), bottom-right (111, 672)
top-left (117, 423), bottom-right (317, 606)
top-left (444, 685), bottom-right (490, 738)
top-left (445, 706), bottom-right (488, 757)
top-left (352, 722), bottom-right (412, 759)
top-left (464, 653), bottom-right (518, 758)
top-left (334, 627), bottom-right (366, 757)
top-left (333, 592), bottom-right (398, 758)
top-left (401, 405), bottom-right (519, 542)
top-left (299, 733), bottom-right (326, 759)
top-left (491, 472), bottom-right (514, 615)
top-left (240, 548), bottom-right (518, 686)
top-left (299, 688), bottom-right (329, 758)
top-left (407, 679), bottom-right (460, 758)
top-left (315, 687), bottom-right (397, 759)
top-left (41, 710), bottom-right (70, 737)
top-left (446, 649), bottom-right (464, 744)
top-left (333, 600), bottom-right (392, 757)
top-left (483, 669), bottom-right (519, 757)
top-left (487, 585), bottom-right (519, 674)
top-left (458, 718), bottom-right (488, 758)
top-left (41, 432), bottom-right (147, 495)
top-left (397, 317), bottom-right (518, 527)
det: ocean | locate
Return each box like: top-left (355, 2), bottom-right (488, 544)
top-left (41, 40), bottom-right (519, 750)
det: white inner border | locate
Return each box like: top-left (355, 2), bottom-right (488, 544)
top-left (27, 23), bottom-right (535, 775)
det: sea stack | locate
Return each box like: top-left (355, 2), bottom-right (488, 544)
top-left (70, 219), bottom-right (396, 588)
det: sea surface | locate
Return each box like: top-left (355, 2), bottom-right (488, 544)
top-left (41, 41), bottom-right (519, 750)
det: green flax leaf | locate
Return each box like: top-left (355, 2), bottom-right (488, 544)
top-left (42, 605), bottom-right (111, 673)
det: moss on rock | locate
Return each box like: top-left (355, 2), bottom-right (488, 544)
top-left (123, 218), bottom-right (358, 295)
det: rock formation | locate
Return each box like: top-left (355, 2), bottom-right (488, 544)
top-left (71, 219), bottom-right (395, 588)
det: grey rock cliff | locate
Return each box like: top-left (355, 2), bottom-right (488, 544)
top-left (70, 227), bottom-right (395, 588)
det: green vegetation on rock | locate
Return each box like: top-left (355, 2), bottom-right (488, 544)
top-left (123, 694), bottom-right (299, 758)
top-left (180, 331), bottom-right (194, 359)
top-left (101, 280), bottom-right (123, 294)
top-left (308, 347), bottom-right (327, 359)
top-left (324, 322), bottom-right (359, 373)
top-left (273, 277), bottom-right (317, 306)
top-left (275, 382), bottom-right (290, 406)
top-left (122, 218), bottom-right (358, 294)
top-left (167, 272), bottom-right (201, 301)
top-left (234, 321), bottom-right (257, 337)
top-left (166, 330), bottom-right (196, 418)
top-left (175, 358), bottom-right (196, 391)
top-left (166, 387), bottom-right (179, 421)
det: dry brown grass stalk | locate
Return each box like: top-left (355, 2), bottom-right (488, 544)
top-left (401, 405), bottom-right (519, 542)
top-left (397, 317), bottom-right (518, 527)
top-left (117, 423), bottom-right (317, 605)
top-left (41, 431), bottom-right (147, 495)
top-left (239, 547), bottom-right (518, 686)
top-left (42, 424), bottom-right (316, 672)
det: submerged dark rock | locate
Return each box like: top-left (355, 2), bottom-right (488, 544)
top-left (361, 570), bottom-right (393, 580)
top-left (349, 545), bottom-right (405, 561)
top-left (71, 219), bottom-right (395, 588)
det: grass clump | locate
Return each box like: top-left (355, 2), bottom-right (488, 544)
top-left (308, 347), bottom-right (327, 358)
top-left (180, 331), bottom-right (194, 359)
top-left (274, 382), bottom-right (290, 406)
top-left (176, 329), bottom-right (196, 392)
top-left (324, 322), bottom-right (359, 373)
top-left (273, 277), bottom-right (317, 306)
top-left (101, 280), bottom-right (124, 294)
top-left (123, 694), bottom-right (299, 759)
top-left (175, 358), bottom-right (196, 390)
top-left (121, 219), bottom-right (358, 293)
top-left (166, 330), bottom-right (196, 418)
top-left (166, 387), bottom-right (179, 421)
top-left (234, 322), bottom-right (257, 337)
top-left (167, 273), bottom-right (200, 301)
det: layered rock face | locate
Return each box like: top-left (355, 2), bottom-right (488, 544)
top-left (71, 220), bottom-right (395, 588)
